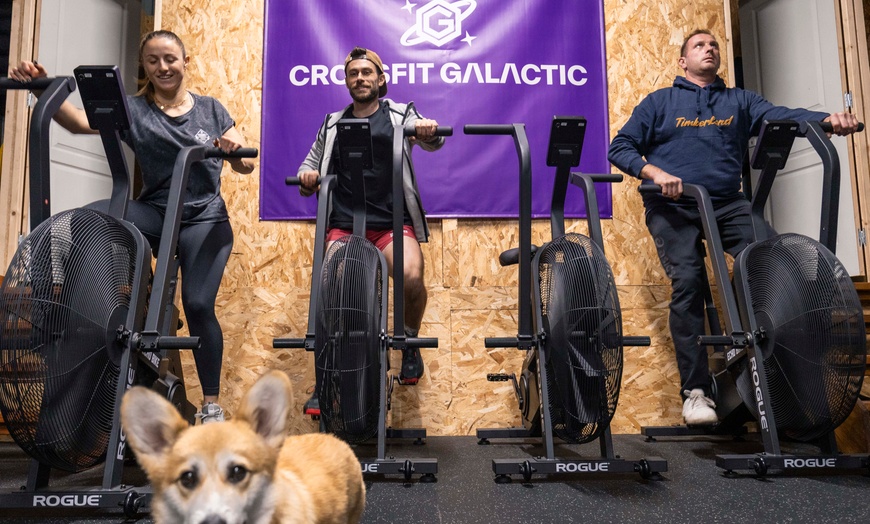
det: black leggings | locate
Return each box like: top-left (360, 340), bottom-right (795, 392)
top-left (88, 200), bottom-right (233, 397)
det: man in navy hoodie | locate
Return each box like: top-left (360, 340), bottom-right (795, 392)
top-left (608, 29), bottom-right (860, 425)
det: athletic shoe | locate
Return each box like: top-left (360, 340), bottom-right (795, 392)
top-left (399, 347), bottom-right (424, 384)
top-left (303, 392), bottom-right (321, 417)
top-left (196, 402), bottom-right (225, 425)
top-left (682, 389), bottom-right (718, 426)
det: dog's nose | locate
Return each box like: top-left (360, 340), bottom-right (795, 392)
top-left (200, 517), bottom-right (227, 524)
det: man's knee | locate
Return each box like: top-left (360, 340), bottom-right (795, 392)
top-left (404, 268), bottom-right (426, 294)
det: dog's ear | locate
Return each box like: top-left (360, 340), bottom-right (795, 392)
top-left (120, 386), bottom-right (188, 469)
top-left (235, 370), bottom-right (294, 448)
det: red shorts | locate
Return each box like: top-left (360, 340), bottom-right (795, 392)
top-left (326, 225), bottom-right (416, 251)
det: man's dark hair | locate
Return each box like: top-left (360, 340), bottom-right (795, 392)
top-left (348, 47), bottom-right (368, 61)
top-left (347, 46), bottom-right (383, 74)
top-left (680, 29), bottom-right (715, 57)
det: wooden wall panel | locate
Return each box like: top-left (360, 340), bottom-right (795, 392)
top-left (0, 0), bottom-right (38, 268)
top-left (159, 0), bottom-right (729, 435)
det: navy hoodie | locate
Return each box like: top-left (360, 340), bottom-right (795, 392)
top-left (608, 76), bottom-right (827, 205)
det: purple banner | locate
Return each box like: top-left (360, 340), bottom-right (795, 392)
top-left (260, 0), bottom-right (611, 220)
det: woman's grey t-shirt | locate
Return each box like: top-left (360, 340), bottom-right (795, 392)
top-left (122, 93), bottom-right (234, 223)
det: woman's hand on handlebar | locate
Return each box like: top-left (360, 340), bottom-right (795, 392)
top-left (824, 112), bottom-right (861, 136)
top-left (298, 170), bottom-right (320, 197)
top-left (8, 61), bottom-right (47, 83)
top-left (640, 164), bottom-right (683, 200)
top-left (9, 61), bottom-right (93, 134)
top-left (214, 128), bottom-right (255, 174)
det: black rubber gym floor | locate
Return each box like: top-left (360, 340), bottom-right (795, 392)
top-left (1, 433), bottom-right (868, 523)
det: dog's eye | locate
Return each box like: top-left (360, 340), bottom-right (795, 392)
top-left (228, 465), bottom-right (248, 484)
top-left (178, 470), bottom-right (198, 489)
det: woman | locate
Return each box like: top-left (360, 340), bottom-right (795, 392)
top-left (10, 30), bottom-right (255, 424)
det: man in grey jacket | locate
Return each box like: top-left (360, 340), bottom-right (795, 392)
top-left (298, 46), bottom-right (444, 385)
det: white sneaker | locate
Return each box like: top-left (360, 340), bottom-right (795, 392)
top-left (682, 389), bottom-right (718, 426)
top-left (196, 402), bottom-right (225, 425)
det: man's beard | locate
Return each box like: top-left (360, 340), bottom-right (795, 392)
top-left (350, 84), bottom-right (379, 103)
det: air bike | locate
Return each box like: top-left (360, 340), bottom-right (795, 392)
top-left (277, 120), bottom-right (452, 482)
top-left (466, 117), bottom-right (667, 483)
top-left (0, 67), bottom-right (257, 516)
top-left (640, 119), bottom-right (868, 477)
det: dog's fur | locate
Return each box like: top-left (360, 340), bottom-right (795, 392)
top-left (121, 371), bottom-right (365, 524)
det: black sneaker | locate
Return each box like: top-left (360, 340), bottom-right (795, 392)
top-left (399, 347), bottom-right (424, 384)
top-left (303, 392), bottom-right (321, 417)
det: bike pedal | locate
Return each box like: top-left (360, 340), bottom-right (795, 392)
top-left (487, 373), bottom-right (514, 382)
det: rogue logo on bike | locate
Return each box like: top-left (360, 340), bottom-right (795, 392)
top-left (750, 357), bottom-right (769, 431)
top-left (555, 462), bottom-right (609, 473)
top-left (400, 0), bottom-right (477, 48)
top-left (33, 495), bottom-right (101, 507)
top-left (783, 458), bottom-right (837, 468)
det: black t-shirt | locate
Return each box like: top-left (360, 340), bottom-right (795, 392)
top-left (123, 93), bottom-right (234, 223)
top-left (329, 101), bottom-right (412, 231)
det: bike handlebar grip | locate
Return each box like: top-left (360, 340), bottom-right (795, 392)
top-left (403, 125), bottom-right (454, 137)
top-left (273, 338), bottom-right (306, 348)
top-left (204, 147), bottom-right (259, 159)
top-left (287, 174), bottom-right (321, 186)
top-left (637, 184), bottom-right (662, 194)
top-left (0, 77), bottom-right (62, 90)
top-left (818, 121), bottom-right (864, 133)
top-left (590, 173), bottom-right (624, 183)
top-left (621, 336), bottom-right (651, 347)
top-left (156, 336), bottom-right (201, 350)
top-left (572, 172), bottom-right (624, 184)
top-left (464, 124), bottom-right (516, 135)
top-left (485, 337), bottom-right (520, 348)
top-left (698, 335), bottom-right (735, 347)
top-left (407, 337), bottom-right (439, 348)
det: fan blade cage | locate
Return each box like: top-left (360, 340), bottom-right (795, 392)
top-left (538, 233), bottom-right (623, 443)
top-left (737, 233), bottom-right (866, 441)
top-left (0, 209), bottom-right (140, 471)
top-left (315, 235), bottom-right (383, 443)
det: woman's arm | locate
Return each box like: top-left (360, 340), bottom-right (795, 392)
top-left (8, 61), bottom-right (95, 134)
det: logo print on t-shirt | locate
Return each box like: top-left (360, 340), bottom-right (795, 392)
top-left (194, 129), bottom-right (211, 144)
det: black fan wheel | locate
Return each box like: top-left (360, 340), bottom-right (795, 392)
top-left (315, 235), bottom-right (383, 443)
top-left (734, 233), bottom-right (866, 442)
top-left (537, 233), bottom-right (623, 444)
top-left (0, 209), bottom-right (143, 472)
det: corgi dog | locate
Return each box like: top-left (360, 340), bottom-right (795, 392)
top-left (121, 370), bottom-right (365, 524)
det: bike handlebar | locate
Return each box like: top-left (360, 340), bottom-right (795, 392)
top-left (403, 125), bottom-right (453, 137)
top-left (637, 184), bottom-right (663, 195)
top-left (204, 147), bottom-right (259, 159)
top-left (286, 127), bottom-right (452, 186)
top-left (463, 124), bottom-right (517, 135)
top-left (571, 172), bottom-right (623, 184)
top-left (0, 77), bottom-right (66, 91)
top-left (817, 121), bottom-right (864, 134)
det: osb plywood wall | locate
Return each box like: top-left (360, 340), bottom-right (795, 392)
top-left (865, 0), bottom-right (870, 45)
top-left (160, 0), bottom-right (728, 435)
